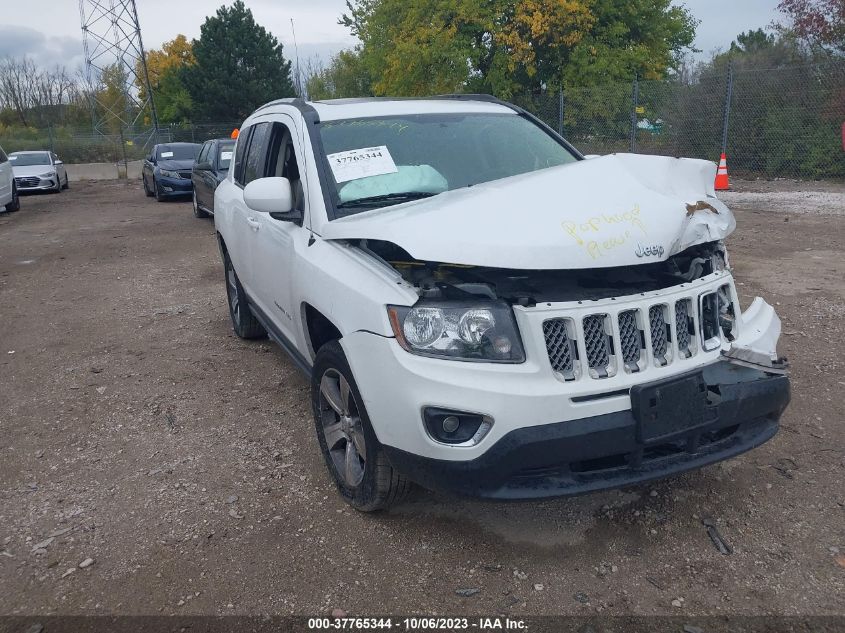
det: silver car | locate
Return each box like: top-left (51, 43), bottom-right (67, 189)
top-left (10, 151), bottom-right (68, 193)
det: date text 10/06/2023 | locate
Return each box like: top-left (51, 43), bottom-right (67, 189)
top-left (307, 616), bottom-right (527, 630)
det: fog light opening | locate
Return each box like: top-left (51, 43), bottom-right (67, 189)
top-left (423, 407), bottom-right (493, 446)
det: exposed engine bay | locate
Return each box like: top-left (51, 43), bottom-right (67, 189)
top-left (355, 239), bottom-right (729, 306)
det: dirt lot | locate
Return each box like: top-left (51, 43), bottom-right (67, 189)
top-left (0, 179), bottom-right (843, 618)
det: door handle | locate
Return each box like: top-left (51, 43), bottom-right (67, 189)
top-left (246, 217), bottom-right (261, 231)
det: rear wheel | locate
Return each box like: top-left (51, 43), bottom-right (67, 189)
top-left (5, 183), bottom-right (20, 212)
top-left (192, 190), bottom-right (209, 218)
top-left (312, 341), bottom-right (412, 512)
top-left (224, 253), bottom-right (265, 339)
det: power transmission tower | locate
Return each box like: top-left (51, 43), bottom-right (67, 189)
top-left (79, 0), bottom-right (159, 143)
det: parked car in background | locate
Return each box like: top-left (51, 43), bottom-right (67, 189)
top-left (142, 142), bottom-right (201, 202)
top-left (9, 151), bottom-right (68, 193)
top-left (214, 96), bottom-right (790, 511)
top-left (0, 145), bottom-right (20, 212)
top-left (191, 138), bottom-right (235, 218)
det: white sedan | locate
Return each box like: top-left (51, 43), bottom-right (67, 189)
top-left (10, 151), bottom-right (68, 193)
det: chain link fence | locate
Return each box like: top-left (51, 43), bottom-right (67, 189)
top-left (515, 60), bottom-right (845, 180)
top-left (0, 123), bottom-right (239, 164)
top-left (2, 60), bottom-right (843, 179)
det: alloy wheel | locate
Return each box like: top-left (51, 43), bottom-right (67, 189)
top-left (318, 368), bottom-right (367, 487)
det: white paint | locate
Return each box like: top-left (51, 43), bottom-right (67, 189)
top-left (323, 153), bottom-right (736, 270)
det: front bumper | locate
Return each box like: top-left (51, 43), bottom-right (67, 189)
top-left (382, 363), bottom-right (789, 499)
top-left (156, 175), bottom-right (193, 196)
top-left (15, 176), bottom-right (57, 191)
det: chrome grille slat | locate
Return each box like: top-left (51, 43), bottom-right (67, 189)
top-left (618, 310), bottom-right (641, 367)
top-left (583, 315), bottom-right (611, 375)
top-left (543, 319), bottom-right (575, 376)
top-left (675, 300), bottom-right (692, 356)
top-left (649, 305), bottom-right (669, 364)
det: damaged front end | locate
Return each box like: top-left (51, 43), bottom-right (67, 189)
top-left (354, 236), bottom-right (786, 377)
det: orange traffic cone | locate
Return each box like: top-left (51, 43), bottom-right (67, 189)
top-left (715, 153), bottom-right (729, 190)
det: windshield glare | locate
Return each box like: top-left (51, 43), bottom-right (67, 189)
top-left (10, 152), bottom-right (51, 166)
top-left (318, 113), bottom-right (577, 215)
top-left (156, 144), bottom-right (200, 161)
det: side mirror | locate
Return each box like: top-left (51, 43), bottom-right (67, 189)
top-left (243, 177), bottom-right (293, 214)
top-left (54, 159), bottom-right (63, 165)
top-left (195, 161), bottom-right (213, 171)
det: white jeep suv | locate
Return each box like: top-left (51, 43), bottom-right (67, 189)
top-left (0, 145), bottom-right (21, 212)
top-left (215, 96), bottom-right (790, 511)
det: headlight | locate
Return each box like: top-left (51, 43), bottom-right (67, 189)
top-left (39, 172), bottom-right (55, 178)
top-left (387, 302), bottom-right (525, 362)
top-left (159, 169), bottom-right (181, 179)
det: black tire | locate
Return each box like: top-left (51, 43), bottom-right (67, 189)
top-left (5, 183), bottom-right (20, 212)
top-left (192, 189), bottom-right (209, 218)
top-left (154, 178), bottom-right (165, 202)
top-left (142, 175), bottom-right (153, 197)
top-left (51, 177), bottom-right (61, 194)
top-left (224, 252), bottom-right (266, 339)
top-left (62, 175), bottom-right (69, 190)
top-left (312, 341), bottom-right (412, 512)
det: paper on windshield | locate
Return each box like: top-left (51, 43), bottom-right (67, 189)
top-left (220, 151), bottom-right (233, 161)
top-left (160, 151), bottom-right (174, 158)
top-left (327, 145), bottom-right (397, 183)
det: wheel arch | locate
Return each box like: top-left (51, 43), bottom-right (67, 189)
top-left (302, 302), bottom-right (342, 360)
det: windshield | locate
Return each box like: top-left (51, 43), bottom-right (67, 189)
top-left (318, 113), bottom-right (578, 215)
top-left (156, 144), bottom-right (200, 161)
top-left (10, 152), bottom-right (51, 166)
top-left (217, 141), bottom-right (235, 170)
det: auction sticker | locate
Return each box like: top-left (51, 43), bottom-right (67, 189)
top-left (220, 151), bottom-right (233, 161)
top-left (326, 145), bottom-right (398, 183)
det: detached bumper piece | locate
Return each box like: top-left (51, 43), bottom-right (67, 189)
top-left (383, 362), bottom-right (789, 499)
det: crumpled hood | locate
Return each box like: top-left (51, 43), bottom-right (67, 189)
top-left (157, 159), bottom-right (194, 171)
top-left (321, 153), bottom-right (736, 270)
top-left (12, 164), bottom-right (56, 177)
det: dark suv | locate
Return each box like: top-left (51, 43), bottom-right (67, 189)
top-left (191, 138), bottom-right (235, 217)
top-left (142, 143), bottom-right (201, 201)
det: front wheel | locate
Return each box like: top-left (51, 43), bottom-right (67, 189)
top-left (142, 175), bottom-right (153, 197)
top-left (154, 178), bottom-right (165, 202)
top-left (312, 341), bottom-right (412, 512)
top-left (62, 174), bottom-right (69, 190)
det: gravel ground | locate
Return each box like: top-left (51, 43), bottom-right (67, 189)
top-left (0, 179), bottom-right (843, 618)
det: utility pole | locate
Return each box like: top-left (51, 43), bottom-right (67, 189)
top-left (79, 0), bottom-right (160, 158)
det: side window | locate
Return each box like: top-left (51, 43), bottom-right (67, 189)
top-left (264, 122), bottom-right (304, 210)
top-left (196, 143), bottom-right (208, 165)
top-left (233, 130), bottom-right (252, 186)
top-left (243, 122), bottom-right (271, 185)
top-left (207, 142), bottom-right (217, 168)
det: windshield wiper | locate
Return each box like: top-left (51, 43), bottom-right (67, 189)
top-left (336, 191), bottom-right (438, 209)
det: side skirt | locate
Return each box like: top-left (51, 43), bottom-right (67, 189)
top-left (246, 296), bottom-right (313, 377)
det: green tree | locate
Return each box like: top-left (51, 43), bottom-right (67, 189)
top-left (306, 49), bottom-right (372, 99)
top-left (183, 1), bottom-right (295, 121)
top-left (136, 35), bottom-right (195, 123)
top-left (341, 0), bottom-right (696, 97)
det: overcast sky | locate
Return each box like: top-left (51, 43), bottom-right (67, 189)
top-left (0, 0), bottom-right (783, 72)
